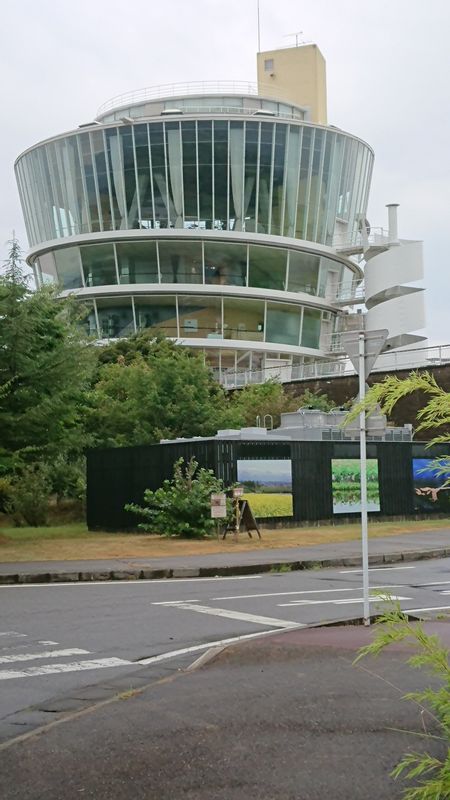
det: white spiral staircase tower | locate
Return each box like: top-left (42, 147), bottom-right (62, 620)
top-left (364, 205), bottom-right (425, 350)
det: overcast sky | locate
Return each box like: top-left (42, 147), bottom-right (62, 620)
top-left (1, 0), bottom-right (449, 344)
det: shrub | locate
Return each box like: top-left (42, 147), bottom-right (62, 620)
top-left (0, 476), bottom-right (12, 513)
top-left (125, 458), bottom-right (229, 538)
top-left (7, 464), bottom-right (51, 526)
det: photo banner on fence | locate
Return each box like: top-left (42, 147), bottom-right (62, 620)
top-left (236, 459), bottom-right (293, 518)
top-left (332, 458), bottom-right (380, 514)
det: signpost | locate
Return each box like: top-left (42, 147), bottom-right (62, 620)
top-left (210, 492), bottom-right (227, 539)
top-left (341, 329), bottom-right (388, 626)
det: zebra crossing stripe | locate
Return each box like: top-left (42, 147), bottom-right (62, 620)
top-left (0, 657), bottom-right (132, 680)
top-left (0, 648), bottom-right (89, 665)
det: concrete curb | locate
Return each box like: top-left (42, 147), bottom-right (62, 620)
top-left (1, 546), bottom-right (449, 585)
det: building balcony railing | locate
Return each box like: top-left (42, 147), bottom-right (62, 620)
top-left (97, 81), bottom-right (264, 116)
top-left (218, 343), bottom-right (450, 389)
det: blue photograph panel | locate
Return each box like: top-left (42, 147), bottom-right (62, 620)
top-left (237, 459), bottom-right (293, 518)
top-left (413, 458), bottom-right (450, 512)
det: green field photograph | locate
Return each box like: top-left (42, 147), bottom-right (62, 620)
top-left (332, 458), bottom-right (380, 514)
top-left (237, 459), bottom-right (293, 518)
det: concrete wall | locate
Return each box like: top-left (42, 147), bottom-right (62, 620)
top-left (257, 44), bottom-right (327, 124)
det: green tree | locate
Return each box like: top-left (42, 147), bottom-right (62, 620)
top-left (86, 337), bottom-right (238, 446)
top-left (0, 238), bottom-right (96, 492)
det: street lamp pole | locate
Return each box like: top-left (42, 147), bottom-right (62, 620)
top-left (358, 332), bottom-right (370, 625)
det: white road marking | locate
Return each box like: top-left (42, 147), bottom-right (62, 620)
top-left (278, 594), bottom-right (411, 607)
top-left (157, 601), bottom-right (301, 629)
top-left (213, 584), bottom-right (406, 601)
top-left (152, 599), bottom-right (199, 605)
top-left (0, 575), bottom-right (262, 589)
top-left (0, 648), bottom-right (89, 665)
top-left (38, 641), bottom-right (59, 645)
top-left (416, 581), bottom-right (450, 587)
top-left (0, 631), bottom-right (27, 638)
top-left (0, 657), bottom-right (132, 681)
top-left (405, 605), bottom-right (450, 614)
top-left (137, 628), bottom-right (292, 666)
top-left (340, 566), bottom-right (416, 574)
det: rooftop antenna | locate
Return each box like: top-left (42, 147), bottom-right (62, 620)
top-left (283, 31), bottom-right (307, 47)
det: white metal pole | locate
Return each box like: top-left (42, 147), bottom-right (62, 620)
top-left (359, 332), bottom-right (370, 625)
top-left (257, 0), bottom-right (261, 52)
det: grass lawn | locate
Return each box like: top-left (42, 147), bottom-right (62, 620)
top-left (0, 518), bottom-right (449, 563)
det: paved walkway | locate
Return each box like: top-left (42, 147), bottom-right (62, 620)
top-left (1, 622), bottom-right (446, 799)
top-left (1, 527), bottom-right (449, 583)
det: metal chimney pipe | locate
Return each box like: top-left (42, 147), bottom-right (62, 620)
top-left (386, 203), bottom-right (400, 245)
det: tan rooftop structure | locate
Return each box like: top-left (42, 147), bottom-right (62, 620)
top-left (257, 43), bottom-right (327, 124)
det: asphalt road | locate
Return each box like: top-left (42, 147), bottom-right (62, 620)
top-left (2, 556), bottom-right (450, 745)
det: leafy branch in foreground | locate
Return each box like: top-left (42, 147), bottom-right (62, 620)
top-left (355, 602), bottom-right (450, 799)
top-left (345, 371), bottom-right (450, 446)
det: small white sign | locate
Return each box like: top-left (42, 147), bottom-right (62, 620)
top-left (211, 492), bottom-right (227, 518)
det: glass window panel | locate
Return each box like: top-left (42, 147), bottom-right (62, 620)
top-left (178, 295), bottom-right (222, 338)
top-left (119, 126), bottom-right (139, 228)
top-left (134, 295), bottom-right (177, 335)
top-left (105, 129), bottom-right (124, 230)
top-left (301, 307), bottom-right (321, 348)
top-left (266, 302), bottom-right (301, 346)
top-left (197, 121), bottom-right (213, 228)
top-left (182, 121), bottom-right (198, 221)
top-left (243, 121), bottom-right (258, 233)
top-left (116, 241), bottom-right (158, 284)
top-left (81, 244), bottom-right (117, 287)
top-left (158, 240), bottom-right (202, 283)
top-left (248, 245), bottom-right (287, 291)
top-left (78, 300), bottom-right (98, 337)
top-left (223, 297), bottom-right (264, 342)
top-left (90, 131), bottom-right (112, 232)
top-left (79, 133), bottom-right (100, 232)
top-left (257, 123), bottom-right (273, 234)
top-left (96, 297), bottom-right (134, 338)
top-left (213, 120), bottom-right (228, 229)
top-left (148, 123), bottom-right (169, 228)
top-left (271, 124), bottom-right (286, 235)
top-left (134, 124), bottom-right (153, 228)
top-left (204, 241), bottom-right (247, 286)
top-left (297, 127), bottom-right (313, 239)
top-left (54, 247), bottom-right (82, 290)
top-left (287, 251), bottom-right (320, 295)
top-left (37, 252), bottom-right (57, 283)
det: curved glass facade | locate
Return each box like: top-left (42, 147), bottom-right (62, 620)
top-left (16, 119), bottom-right (373, 249)
top-left (78, 292), bottom-right (330, 351)
top-left (41, 238), bottom-right (355, 297)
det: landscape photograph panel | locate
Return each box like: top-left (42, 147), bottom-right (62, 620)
top-left (237, 459), bottom-right (293, 517)
top-left (332, 458), bottom-right (380, 514)
top-left (413, 458), bottom-right (450, 512)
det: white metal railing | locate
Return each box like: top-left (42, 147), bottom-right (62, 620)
top-left (332, 227), bottom-right (391, 252)
top-left (327, 281), bottom-right (365, 304)
top-left (97, 81), bottom-right (263, 116)
top-left (217, 344), bottom-right (450, 389)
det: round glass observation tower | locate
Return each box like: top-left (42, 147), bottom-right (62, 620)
top-left (15, 77), bottom-right (374, 380)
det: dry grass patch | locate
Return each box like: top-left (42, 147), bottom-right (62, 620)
top-left (0, 518), bottom-right (449, 563)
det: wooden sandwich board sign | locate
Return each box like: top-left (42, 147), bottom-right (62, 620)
top-left (222, 497), bottom-right (261, 541)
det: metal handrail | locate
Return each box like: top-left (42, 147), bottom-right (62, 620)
top-left (97, 81), bottom-right (268, 116)
top-left (217, 344), bottom-right (450, 389)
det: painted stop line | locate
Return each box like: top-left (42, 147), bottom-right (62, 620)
top-left (278, 594), bottom-right (411, 607)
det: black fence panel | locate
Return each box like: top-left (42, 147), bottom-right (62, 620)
top-left (377, 443), bottom-right (414, 516)
top-left (292, 441), bottom-right (333, 521)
